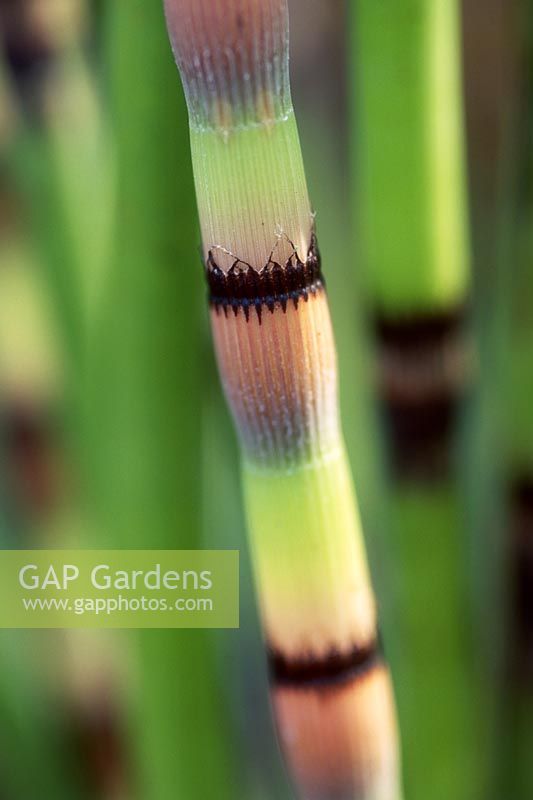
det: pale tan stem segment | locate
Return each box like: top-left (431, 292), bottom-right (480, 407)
top-left (274, 665), bottom-right (400, 800)
top-left (210, 287), bottom-right (338, 465)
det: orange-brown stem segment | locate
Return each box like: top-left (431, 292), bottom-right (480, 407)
top-left (273, 662), bottom-right (400, 800)
top-left (209, 240), bottom-right (338, 466)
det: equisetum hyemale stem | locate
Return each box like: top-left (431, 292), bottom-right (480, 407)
top-left (354, 0), bottom-right (473, 479)
top-left (164, 1), bottom-right (401, 798)
top-left (352, 5), bottom-right (482, 799)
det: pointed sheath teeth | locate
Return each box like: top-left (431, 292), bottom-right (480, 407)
top-left (206, 233), bottom-right (324, 322)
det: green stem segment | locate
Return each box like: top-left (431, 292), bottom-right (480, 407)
top-left (354, 0), bottom-right (469, 313)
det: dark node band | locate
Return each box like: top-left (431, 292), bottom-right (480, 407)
top-left (508, 475), bottom-right (533, 683)
top-left (206, 234), bottom-right (325, 322)
top-left (373, 305), bottom-right (471, 481)
top-left (268, 639), bottom-right (381, 690)
top-left (1, 404), bottom-right (59, 518)
top-left (4, 40), bottom-right (53, 86)
top-left (385, 396), bottom-right (456, 481)
top-left (375, 306), bottom-right (466, 349)
top-left (0, 3), bottom-right (55, 118)
top-left (68, 700), bottom-right (125, 794)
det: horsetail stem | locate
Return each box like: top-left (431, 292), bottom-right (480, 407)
top-left (354, 0), bottom-right (473, 477)
top-left (355, 0), bottom-right (469, 314)
top-left (497, 32), bottom-right (533, 785)
top-left (164, 1), bottom-right (402, 797)
top-left (351, 3), bottom-right (483, 799)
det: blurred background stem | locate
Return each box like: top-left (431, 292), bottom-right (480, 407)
top-left (350, 2), bottom-right (484, 798)
top-left (88, 2), bottom-right (240, 797)
top-left (492, 6), bottom-right (533, 794)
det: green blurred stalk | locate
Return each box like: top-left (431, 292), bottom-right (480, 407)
top-left (0, 631), bottom-right (86, 800)
top-left (494, 33), bottom-right (533, 789)
top-left (488, 218), bottom-right (533, 800)
top-left (9, 27), bottom-right (112, 380)
top-left (352, 0), bottom-right (469, 314)
top-left (387, 488), bottom-right (484, 800)
top-left (0, 65), bottom-right (91, 800)
top-left (351, 2), bottom-right (483, 798)
top-left (91, 3), bottom-right (239, 797)
top-left (0, 241), bottom-right (81, 799)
